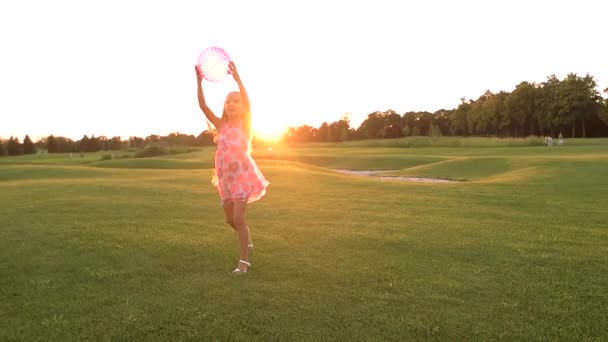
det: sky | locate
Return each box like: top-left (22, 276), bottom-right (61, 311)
top-left (1, 0), bottom-right (607, 141)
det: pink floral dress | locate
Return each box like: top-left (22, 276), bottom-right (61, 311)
top-left (212, 121), bottom-right (269, 204)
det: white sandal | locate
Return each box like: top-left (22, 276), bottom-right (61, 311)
top-left (232, 260), bottom-right (251, 273)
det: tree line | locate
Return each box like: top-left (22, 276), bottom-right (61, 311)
top-left (3, 72), bottom-right (607, 155)
top-left (284, 73), bottom-right (608, 144)
top-left (0, 132), bottom-right (216, 156)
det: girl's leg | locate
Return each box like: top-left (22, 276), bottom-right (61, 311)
top-left (224, 202), bottom-right (252, 246)
top-left (223, 202), bottom-right (236, 231)
top-left (233, 200), bottom-right (250, 271)
top-left (247, 224), bottom-right (253, 248)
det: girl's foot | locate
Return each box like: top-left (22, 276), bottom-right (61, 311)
top-left (232, 260), bottom-right (251, 273)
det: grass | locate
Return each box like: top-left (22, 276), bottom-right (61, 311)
top-left (92, 158), bottom-right (214, 169)
top-left (380, 157), bottom-right (515, 181)
top-left (1, 137), bottom-right (607, 340)
top-left (298, 135), bottom-right (549, 148)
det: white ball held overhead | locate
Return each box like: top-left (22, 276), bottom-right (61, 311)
top-left (197, 47), bottom-right (232, 82)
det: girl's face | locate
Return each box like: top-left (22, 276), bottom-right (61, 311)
top-left (224, 92), bottom-right (244, 120)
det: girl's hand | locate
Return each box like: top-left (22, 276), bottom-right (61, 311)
top-left (229, 61), bottom-right (241, 81)
top-left (194, 65), bottom-right (203, 82)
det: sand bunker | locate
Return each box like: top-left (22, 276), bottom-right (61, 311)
top-left (333, 169), bottom-right (459, 183)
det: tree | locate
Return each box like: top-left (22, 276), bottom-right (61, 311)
top-left (401, 111), bottom-right (417, 136)
top-left (318, 122), bottom-right (330, 142)
top-left (598, 97), bottom-right (608, 125)
top-left (539, 75), bottom-right (563, 136)
top-left (166, 132), bottom-right (196, 146)
top-left (47, 135), bottom-right (58, 153)
top-left (432, 109), bottom-right (452, 136)
top-left (7, 137), bottom-right (13, 154)
top-left (243, 71), bottom-right (608, 140)
top-left (413, 111), bottom-right (434, 136)
top-left (23, 135), bottom-right (36, 154)
top-left (7, 137), bottom-right (22, 155)
top-left (298, 125), bottom-right (317, 143)
top-left (493, 91), bottom-right (510, 136)
top-left (348, 127), bottom-right (362, 140)
top-left (79, 135), bottom-right (89, 152)
top-left (284, 125), bottom-right (318, 144)
top-left (107, 136), bottom-right (123, 150)
top-left (98, 136), bottom-right (108, 150)
top-left (357, 112), bottom-right (385, 139)
top-left (600, 89), bottom-right (608, 126)
top-left (429, 123), bottom-right (442, 136)
top-left (562, 73), bottom-right (602, 137)
top-left (195, 131), bottom-right (214, 146)
top-left (86, 135), bottom-right (101, 152)
top-left (145, 135), bottom-right (161, 144)
top-left (505, 82), bottom-right (538, 137)
top-left (34, 137), bottom-right (46, 151)
top-left (450, 98), bottom-right (471, 136)
top-left (129, 136), bottom-right (145, 148)
top-left (0, 138), bottom-right (5, 156)
top-left (328, 118), bottom-right (350, 142)
top-left (466, 90), bottom-right (493, 136)
top-left (55, 136), bottom-right (76, 153)
top-left (601, 104), bottom-right (608, 126)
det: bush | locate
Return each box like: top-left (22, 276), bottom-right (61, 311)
top-left (133, 144), bottom-right (198, 158)
top-left (135, 144), bottom-right (169, 158)
top-left (523, 136), bottom-right (545, 146)
top-left (167, 146), bottom-right (194, 155)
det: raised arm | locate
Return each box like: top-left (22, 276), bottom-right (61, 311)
top-left (229, 61), bottom-right (250, 115)
top-left (195, 65), bottom-right (222, 129)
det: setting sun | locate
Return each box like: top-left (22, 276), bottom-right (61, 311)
top-left (252, 117), bottom-right (287, 141)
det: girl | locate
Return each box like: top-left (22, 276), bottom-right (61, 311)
top-left (195, 61), bottom-right (269, 273)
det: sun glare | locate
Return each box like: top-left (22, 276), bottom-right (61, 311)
top-left (252, 119), bottom-right (286, 142)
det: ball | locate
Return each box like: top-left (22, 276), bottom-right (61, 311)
top-left (197, 46), bottom-right (231, 82)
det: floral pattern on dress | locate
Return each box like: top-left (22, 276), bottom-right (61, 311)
top-left (212, 122), bottom-right (269, 204)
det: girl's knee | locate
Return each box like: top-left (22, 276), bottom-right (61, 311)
top-left (232, 201), bottom-right (248, 229)
top-left (232, 216), bottom-right (246, 229)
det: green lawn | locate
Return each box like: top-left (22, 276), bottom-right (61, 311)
top-left (1, 138), bottom-right (607, 340)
